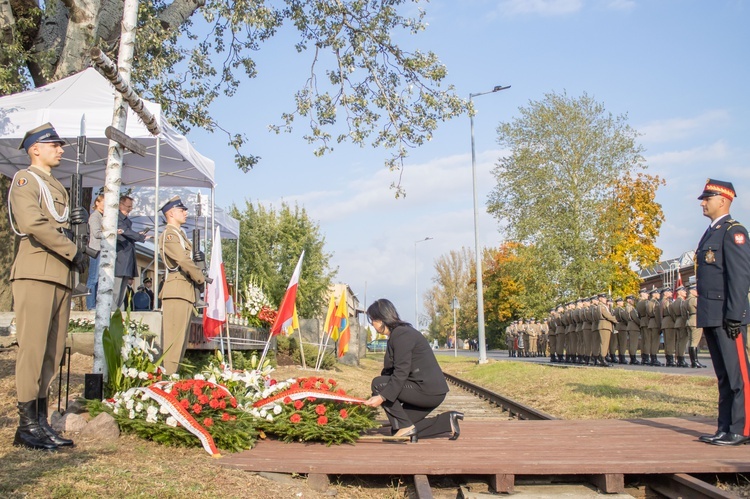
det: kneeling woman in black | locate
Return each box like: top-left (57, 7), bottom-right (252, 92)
top-left (363, 298), bottom-right (463, 442)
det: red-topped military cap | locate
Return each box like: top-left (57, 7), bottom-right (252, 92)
top-left (698, 178), bottom-right (736, 200)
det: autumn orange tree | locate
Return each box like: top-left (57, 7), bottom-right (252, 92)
top-left (487, 91), bottom-right (664, 307)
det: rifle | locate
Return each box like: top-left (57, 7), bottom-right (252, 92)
top-left (70, 120), bottom-right (98, 298)
top-left (192, 195), bottom-right (212, 309)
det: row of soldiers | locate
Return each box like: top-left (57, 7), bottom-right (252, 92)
top-left (506, 285), bottom-right (706, 368)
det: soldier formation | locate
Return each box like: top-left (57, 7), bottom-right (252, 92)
top-left (507, 284), bottom-right (705, 368)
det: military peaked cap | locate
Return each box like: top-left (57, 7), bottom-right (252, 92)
top-left (698, 178), bottom-right (736, 201)
top-left (19, 123), bottom-right (66, 152)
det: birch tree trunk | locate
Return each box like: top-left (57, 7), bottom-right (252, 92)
top-left (93, 0), bottom-right (139, 377)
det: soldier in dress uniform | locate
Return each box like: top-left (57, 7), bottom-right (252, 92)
top-left (661, 288), bottom-right (677, 367)
top-left (614, 297), bottom-right (629, 364)
top-left (694, 179), bottom-right (750, 445)
top-left (684, 284), bottom-right (706, 368)
top-left (528, 318), bottom-right (539, 357)
top-left (636, 290), bottom-right (650, 365)
top-left (594, 293), bottom-right (617, 367)
top-left (672, 286), bottom-right (690, 367)
top-left (9, 124), bottom-right (88, 450)
top-left (158, 196), bottom-right (206, 374)
top-left (547, 309), bottom-right (558, 362)
top-left (582, 297), bottom-right (595, 365)
top-left (625, 295), bottom-right (641, 364)
top-left (563, 302), bottom-right (575, 363)
top-left (646, 289), bottom-right (663, 366)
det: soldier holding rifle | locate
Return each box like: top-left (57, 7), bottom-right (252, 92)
top-left (9, 123), bottom-right (88, 450)
top-left (158, 196), bottom-right (206, 374)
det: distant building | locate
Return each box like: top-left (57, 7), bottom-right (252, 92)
top-left (639, 251), bottom-right (695, 291)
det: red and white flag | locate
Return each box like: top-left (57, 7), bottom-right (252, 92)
top-left (270, 251), bottom-right (305, 336)
top-left (203, 226), bottom-right (233, 340)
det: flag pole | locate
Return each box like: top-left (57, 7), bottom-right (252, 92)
top-left (257, 334), bottom-right (273, 370)
top-left (296, 327), bottom-right (307, 369)
top-left (224, 321), bottom-right (233, 369)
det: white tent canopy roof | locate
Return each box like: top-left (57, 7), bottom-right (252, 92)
top-left (0, 68), bottom-right (215, 188)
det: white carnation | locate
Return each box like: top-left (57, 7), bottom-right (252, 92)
top-left (138, 371), bottom-right (149, 380)
top-left (125, 399), bottom-right (134, 410)
top-left (135, 402), bottom-right (143, 412)
top-left (259, 409), bottom-right (267, 418)
top-left (273, 405), bottom-right (282, 415)
top-left (193, 373), bottom-right (206, 381)
top-left (128, 409), bottom-right (136, 419)
top-left (159, 404), bottom-right (170, 415)
top-left (166, 416), bottom-right (177, 427)
top-left (266, 414), bottom-right (274, 422)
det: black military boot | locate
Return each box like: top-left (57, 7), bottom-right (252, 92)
top-left (13, 401), bottom-right (57, 451)
top-left (665, 355), bottom-right (675, 367)
top-left (598, 355), bottom-right (611, 367)
top-left (38, 398), bottom-right (74, 447)
top-left (677, 356), bottom-right (690, 368)
top-left (550, 353), bottom-right (557, 363)
top-left (618, 354), bottom-right (628, 365)
top-left (650, 355), bottom-right (663, 367)
top-left (630, 354), bottom-right (641, 365)
top-left (584, 355), bottom-right (590, 365)
top-left (690, 347), bottom-right (707, 368)
top-left (641, 354), bottom-right (650, 365)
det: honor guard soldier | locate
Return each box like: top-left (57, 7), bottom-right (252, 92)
top-left (672, 286), bottom-right (690, 367)
top-left (625, 295), bottom-right (641, 364)
top-left (613, 297), bottom-right (629, 364)
top-left (661, 288), bottom-right (677, 366)
top-left (646, 289), bottom-right (663, 366)
top-left (159, 196), bottom-right (206, 374)
top-left (9, 123), bottom-right (88, 450)
top-left (636, 290), bottom-right (649, 365)
top-left (695, 179), bottom-right (750, 445)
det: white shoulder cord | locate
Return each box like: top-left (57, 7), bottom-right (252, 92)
top-left (7, 170), bottom-right (69, 237)
top-left (161, 225), bottom-right (187, 273)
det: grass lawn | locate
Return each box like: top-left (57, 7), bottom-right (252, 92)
top-left (437, 355), bottom-right (718, 420)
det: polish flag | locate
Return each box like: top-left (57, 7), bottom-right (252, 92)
top-left (203, 226), bottom-right (233, 340)
top-left (271, 251), bottom-right (305, 336)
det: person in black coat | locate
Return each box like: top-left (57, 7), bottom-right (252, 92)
top-left (695, 179), bottom-right (750, 446)
top-left (363, 298), bottom-right (463, 442)
top-left (114, 195), bottom-right (151, 310)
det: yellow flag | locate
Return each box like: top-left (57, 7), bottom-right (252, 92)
top-left (323, 294), bottom-right (337, 338)
top-left (285, 306), bottom-right (299, 337)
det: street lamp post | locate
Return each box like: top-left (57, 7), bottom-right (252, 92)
top-left (452, 296), bottom-right (460, 357)
top-left (470, 84), bottom-right (510, 364)
top-left (414, 237), bottom-right (434, 328)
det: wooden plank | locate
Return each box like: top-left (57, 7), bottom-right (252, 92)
top-left (489, 474), bottom-right (514, 494)
top-left (646, 473), bottom-right (736, 499)
top-left (413, 475), bottom-right (433, 499)
top-left (589, 473), bottom-right (624, 494)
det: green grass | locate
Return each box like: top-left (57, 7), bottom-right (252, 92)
top-left (437, 356), bottom-right (717, 420)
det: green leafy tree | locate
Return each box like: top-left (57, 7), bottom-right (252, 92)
top-left (487, 91), bottom-right (663, 300)
top-left (227, 200), bottom-right (336, 318)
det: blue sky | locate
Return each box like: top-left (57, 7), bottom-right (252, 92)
top-left (185, 0), bottom-right (749, 326)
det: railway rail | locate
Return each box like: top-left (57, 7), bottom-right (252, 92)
top-left (401, 372), bottom-right (740, 499)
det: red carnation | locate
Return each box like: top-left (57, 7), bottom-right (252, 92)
top-left (203, 417), bottom-right (214, 427)
top-left (219, 400), bottom-right (227, 409)
top-left (315, 404), bottom-right (327, 415)
top-left (328, 379), bottom-right (337, 386)
top-left (320, 384), bottom-right (330, 391)
top-left (290, 414), bottom-right (302, 424)
top-left (198, 394), bottom-right (209, 405)
top-left (209, 399), bottom-right (220, 409)
top-left (230, 398), bottom-right (237, 408)
top-left (147, 373), bottom-right (154, 380)
top-left (294, 400), bottom-right (304, 410)
top-left (283, 396), bottom-right (293, 404)
top-left (192, 403), bottom-right (202, 415)
top-left (307, 397), bottom-right (317, 402)
top-left (270, 379), bottom-right (278, 386)
top-left (317, 416), bottom-right (328, 425)
top-left (339, 409), bottom-right (348, 419)
top-left (221, 412), bottom-right (231, 422)
top-left (180, 399), bottom-right (190, 409)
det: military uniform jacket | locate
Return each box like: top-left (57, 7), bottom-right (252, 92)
top-left (636, 300), bottom-right (648, 328)
top-left (159, 224), bottom-right (205, 302)
top-left (696, 215), bottom-right (750, 327)
top-left (554, 314), bottom-right (566, 335)
top-left (685, 295), bottom-right (698, 327)
top-left (582, 305), bottom-right (594, 331)
top-left (614, 306), bottom-right (628, 330)
top-left (9, 166), bottom-right (76, 287)
top-left (661, 298), bottom-right (675, 328)
top-left (379, 324), bottom-right (449, 402)
top-left (671, 297), bottom-right (686, 329)
top-left (647, 298), bottom-right (662, 329)
top-left (594, 302), bottom-right (617, 331)
top-left (626, 303), bottom-right (640, 332)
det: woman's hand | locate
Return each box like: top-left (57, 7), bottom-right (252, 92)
top-left (364, 395), bottom-right (385, 407)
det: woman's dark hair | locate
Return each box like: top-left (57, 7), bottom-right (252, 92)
top-left (367, 299), bottom-right (410, 330)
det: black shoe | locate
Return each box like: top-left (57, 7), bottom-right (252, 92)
top-left (630, 355), bottom-right (641, 365)
top-left (598, 355), bottom-right (611, 367)
top-left (448, 411), bottom-right (464, 441)
top-left (394, 425), bottom-right (418, 443)
top-left (677, 356), bottom-right (690, 368)
top-left (710, 433), bottom-right (750, 446)
top-left (699, 430), bottom-right (727, 443)
top-left (13, 401), bottom-right (58, 451)
top-left (641, 354), bottom-right (650, 365)
top-left (665, 355), bottom-right (675, 367)
top-left (38, 398), bottom-right (74, 447)
top-left (650, 355), bottom-right (663, 367)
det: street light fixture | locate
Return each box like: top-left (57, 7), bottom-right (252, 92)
top-left (470, 84), bottom-right (510, 364)
top-left (414, 236), bottom-right (434, 328)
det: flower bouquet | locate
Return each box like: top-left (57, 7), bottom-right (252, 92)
top-left (240, 277), bottom-right (277, 327)
top-left (248, 376), bottom-right (379, 445)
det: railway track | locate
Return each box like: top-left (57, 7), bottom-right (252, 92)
top-left (400, 372), bottom-right (740, 499)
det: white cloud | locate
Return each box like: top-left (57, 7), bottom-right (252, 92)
top-left (495, 0), bottom-right (583, 16)
top-left (603, 0), bottom-right (636, 11)
top-left (647, 140), bottom-right (730, 169)
top-left (638, 110), bottom-right (730, 143)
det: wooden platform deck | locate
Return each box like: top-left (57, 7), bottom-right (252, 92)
top-left (219, 417), bottom-right (750, 494)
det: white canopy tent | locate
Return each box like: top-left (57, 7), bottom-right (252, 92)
top-left (0, 68), bottom-right (220, 309)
